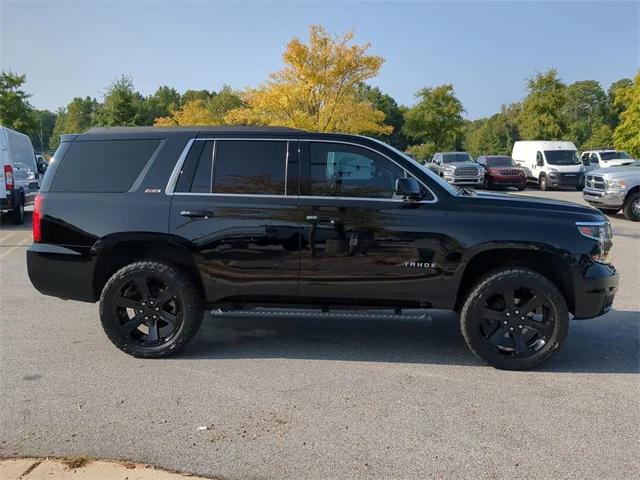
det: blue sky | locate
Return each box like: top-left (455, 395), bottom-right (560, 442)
top-left (2, 0), bottom-right (638, 119)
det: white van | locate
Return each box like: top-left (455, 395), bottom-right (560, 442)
top-left (512, 140), bottom-right (585, 191)
top-left (1, 126), bottom-right (44, 224)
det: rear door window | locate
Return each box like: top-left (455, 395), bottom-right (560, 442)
top-left (49, 139), bottom-right (160, 192)
top-left (212, 140), bottom-right (287, 195)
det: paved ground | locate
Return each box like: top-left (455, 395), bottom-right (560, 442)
top-left (1, 189), bottom-right (638, 480)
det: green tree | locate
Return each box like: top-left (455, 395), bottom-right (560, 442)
top-left (518, 69), bottom-right (566, 140)
top-left (406, 142), bottom-right (436, 162)
top-left (98, 75), bottom-right (141, 126)
top-left (50, 96), bottom-right (99, 148)
top-left (582, 124), bottom-right (613, 150)
top-left (207, 85), bottom-right (244, 121)
top-left (613, 72), bottom-right (640, 157)
top-left (607, 78), bottom-right (632, 128)
top-left (563, 80), bottom-right (608, 147)
top-left (155, 85), bottom-right (243, 126)
top-left (182, 89), bottom-right (213, 104)
top-left (29, 109), bottom-right (57, 152)
top-left (141, 86), bottom-right (182, 124)
top-left (355, 83), bottom-right (407, 149)
top-left (464, 113), bottom-right (514, 157)
top-left (402, 84), bottom-right (464, 151)
top-left (0, 71), bottom-right (34, 132)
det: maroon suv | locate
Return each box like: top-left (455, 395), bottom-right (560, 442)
top-left (477, 155), bottom-right (526, 190)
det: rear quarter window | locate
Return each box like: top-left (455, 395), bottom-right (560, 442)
top-left (49, 139), bottom-right (161, 192)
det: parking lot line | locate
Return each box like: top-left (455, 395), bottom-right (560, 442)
top-left (0, 235), bottom-right (32, 261)
top-left (0, 231), bottom-right (20, 244)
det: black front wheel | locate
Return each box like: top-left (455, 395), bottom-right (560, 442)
top-left (100, 261), bottom-right (203, 358)
top-left (623, 192), bottom-right (640, 221)
top-left (460, 268), bottom-right (569, 370)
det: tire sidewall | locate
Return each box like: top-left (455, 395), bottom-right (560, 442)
top-left (460, 269), bottom-right (569, 370)
top-left (100, 262), bottom-right (202, 357)
top-left (623, 193), bottom-right (640, 221)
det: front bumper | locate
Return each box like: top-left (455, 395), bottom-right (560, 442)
top-left (27, 243), bottom-right (97, 302)
top-left (583, 188), bottom-right (626, 209)
top-left (489, 175), bottom-right (526, 187)
top-left (548, 172), bottom-right (584, 187)
top-left (444, 175), bottom-right (484, 186)
top-left (572, 261), bottom-right (619, 319)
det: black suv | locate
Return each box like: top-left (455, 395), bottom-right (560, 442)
top-left (27, 127), bottom-right (619, 370)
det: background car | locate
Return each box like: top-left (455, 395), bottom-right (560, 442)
top-left (584, 160), bottom-right (640, 221)
top-left (476, 155), bottom-right (526, 190)
top-left (426, 152), bottom-right (484, 188)
top-left (581, 150), bottom-right (635, 170)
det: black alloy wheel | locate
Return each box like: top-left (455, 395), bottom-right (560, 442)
top-left (460, 268), bottom-right (569, 370)
top-left (100, 261), bottom-right (203, 357)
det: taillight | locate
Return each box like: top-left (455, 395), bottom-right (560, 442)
top-left (4, 165), bottom-right (13, 190)
top-left (33, 194), bottom-right (43, 243)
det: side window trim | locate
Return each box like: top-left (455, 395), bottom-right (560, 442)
top-left (166, 137), bottom-right (437, 204)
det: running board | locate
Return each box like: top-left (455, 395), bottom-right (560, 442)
top-left (210, 308), bottom-right (433, 322)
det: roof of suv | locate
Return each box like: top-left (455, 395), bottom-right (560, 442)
top-left (85, 126), bottom-right (306, 134)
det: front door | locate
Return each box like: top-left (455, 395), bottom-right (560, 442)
top-left (169, 138), bottom-right (301, 303)
top-left (297, 140), bottom-right (448, 306)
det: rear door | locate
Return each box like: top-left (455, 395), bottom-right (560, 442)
top-left (168, 137), bottom-right (301, 303)
top-left (297, 140), bottom-right (448, 306)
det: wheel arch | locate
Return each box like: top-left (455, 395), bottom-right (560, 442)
top-left (454, 248), bottom-right (575, 314)
top-left (92, 234), bottom-right (205, 301)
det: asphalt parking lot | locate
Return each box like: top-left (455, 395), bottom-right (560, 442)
top-left (1, 189), bottom-right (638, 480)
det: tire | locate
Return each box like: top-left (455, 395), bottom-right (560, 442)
top-left (100, 261), bottom-right (204, 358)
top-left (459, 268), bottom-right (569, 370)
top-left (539, 174), bottom-right (549, 191)
top-left (622, 192), bottom-right (640, 221)
top-left (517, 184), bottom-right (526, 191)
top-left (12, 196), bottom-right (24, 225)
top-left (482, 178), bottom-right (490, 190)
top-left (598, 208), bottom-right (620, 215)
top-left (575, 185), bottom-right (584, 192)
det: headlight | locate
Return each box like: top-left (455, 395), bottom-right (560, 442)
top-left (548, 168), bottom-right (558, 173)
top-left (477, 165), bottom-right (486, 175)
top-left (576, 221), bottom-right (613, 263)
top-left (444, 166), bottom-right (455, 173)
top-left (607, 179), bottom-right (626, 191)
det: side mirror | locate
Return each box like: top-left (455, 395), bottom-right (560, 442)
top-left (536, 158), bottom-right (544, 167)
top-left (37, 161), bottom-right (48, 174)
top-left (395, 177), bottom-right (422, 200)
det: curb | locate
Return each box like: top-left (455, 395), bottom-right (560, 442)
top-left (0, 457), bottom-right (211, 480)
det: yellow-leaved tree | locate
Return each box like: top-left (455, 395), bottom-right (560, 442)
top-left (224, 25), bottom-right (392, 134)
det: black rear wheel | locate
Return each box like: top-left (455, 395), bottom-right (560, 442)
top-left (623, 192), bottom-right (640, 221)
top-left (12, 197), bottom-right (24, 225)
top-left (460, 268), bottom-right (569, 370)
top-left (100, 261), bottom-right (203, 357)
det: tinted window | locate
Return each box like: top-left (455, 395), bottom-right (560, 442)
top-left (50, 139), bottom-right (160, 192)
top-left (442, 153), bottom-right (472, 163)
top-left (307, 142), bottom-right (405, 198)
top-left (600, 151), bottom-right (631, 160)
top-left (190, 141), bottom-right (214, 193)
top-left (213, 140), bottom-right (287, 194)
top-left (485, 156), bottom-right (515, 167)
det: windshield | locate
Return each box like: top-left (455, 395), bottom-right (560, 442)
top-left (369, 140), bottom-right (461, 196)
top-left (485, 156), bottom-right (515, 167)
top-left (600, 151), bottom-right (632, 161)
top-left (442, 153), bottom-right (473, 164)
top-left (544, 150), bottom-right (581, 165)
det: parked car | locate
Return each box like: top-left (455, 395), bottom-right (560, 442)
top-left (0, 126), bottom-right (45, 224)
top-left (28, 127), bottom-right (619, 370)
top-left (427, 152), bottom-right (485, 188)
top-left (512, 141), bottom-right (585, 191)
top-left (583, 160), bottom-right (640, 221)
top-left (581, 150), bottom-right (635, 170)
top-left (476, 155), bottom-right (526, 190)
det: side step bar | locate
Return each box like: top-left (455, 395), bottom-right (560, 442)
top-left (210, 308), bottom-right (433, 322)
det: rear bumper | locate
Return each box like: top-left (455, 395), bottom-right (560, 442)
top-left (572, 261), bottom-right (619, 319)
top-left (0, 191), bottom-right (16, 211)
top-left (27, 244), bottom-right (97, 302)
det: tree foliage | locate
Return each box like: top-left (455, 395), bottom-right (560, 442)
top-left (402, 84), bottom-right (464, 151)
top-left (155, 85), bottom-right (243, 126)
top-left (50, 96), bottom-right (99, 149)
top-left (224, 25), bottom-right (391, 134)
top-left (612, 72), bottom-right (640, 157)
top-left (518, 69), bottom-right (566, 140)
top-left (464, 113), bottom-right (516, 157)
top-left (563, 80), bottom-right (608, 147)
top-left (29, 109), bottom-right (57, 151)
top-left (0, 71), bottom-right (35, 132)
top-left (98, 75), bottom-right (142, 126)
top-left (355, 83), bottom-right (407, 148)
